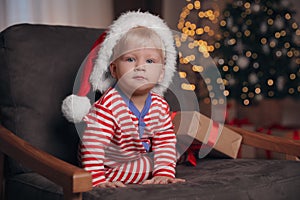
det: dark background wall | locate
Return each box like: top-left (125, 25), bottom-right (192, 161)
top-left (113, 0), bottom-right (162, 19)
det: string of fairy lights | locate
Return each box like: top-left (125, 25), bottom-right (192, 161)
top-left (176, 0), bottom-right (300, 106)
top-left (177, 0), bottom-right (219, 59)
top-left (176, 0), bottom-right (223, 106)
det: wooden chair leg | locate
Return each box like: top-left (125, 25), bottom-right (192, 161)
top-left (0, 152), bottom-right (5, 200)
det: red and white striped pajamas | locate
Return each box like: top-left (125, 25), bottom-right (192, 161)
top-left (80, 87), bottom-right (177, 187)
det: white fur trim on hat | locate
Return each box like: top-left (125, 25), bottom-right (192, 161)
top-left (61, 95), bottom-right (91, 123)
top-left (90, 11), bottom-right (177, 95)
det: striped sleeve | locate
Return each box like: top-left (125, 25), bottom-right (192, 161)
top-left (151, 99), bottom-right (177, 179)
top-left (80, 102), bottom-right (116, 187)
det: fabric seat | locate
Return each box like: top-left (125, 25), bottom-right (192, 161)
top-left (85, 159), bottom-right (300, 200)
top-left (5, 159), bottom-right (300, 200)
top-left (5, 173), bottom-right (63, 200)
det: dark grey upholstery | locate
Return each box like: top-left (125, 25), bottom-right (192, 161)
top-left (5, 173), bottom-right (63, 200)
top-left (1, 24), bottom-right (300, 200)
top-left (85, 159), bottom-right (300, 200)
top-left (0, 24), bottom-right (102, 200)
top-left (6, 159), bottom-right (300, 200)
top-left (0, 24), bottom-right (103, 175)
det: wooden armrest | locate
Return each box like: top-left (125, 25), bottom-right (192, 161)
top-left (227, 125), bottom-right (300, 157)
top-left (0, 125), bottom-right (92, 197)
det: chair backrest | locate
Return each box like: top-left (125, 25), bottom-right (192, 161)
top-left (0, 24), bottom-right (104, 175)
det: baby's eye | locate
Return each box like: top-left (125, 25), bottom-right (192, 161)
top-left (126, 57), bottom-right (135, 62)
top-left (146, 59), bottom-right (154, 64)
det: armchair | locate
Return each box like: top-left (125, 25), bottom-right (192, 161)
top-left (1, 24), bottom-right (300, 200)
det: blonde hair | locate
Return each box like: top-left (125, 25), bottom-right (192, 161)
top-left (112, 26), bottom-right (165, 61)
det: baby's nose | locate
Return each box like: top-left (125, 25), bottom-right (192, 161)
top-left (135, 61), bottom-right (146, 71)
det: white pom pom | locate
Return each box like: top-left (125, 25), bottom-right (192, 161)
top-left (61, 94), bottom-right (91, 123)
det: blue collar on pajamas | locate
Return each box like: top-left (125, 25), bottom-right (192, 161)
top-left (115, 86), bottom-right (152, 152)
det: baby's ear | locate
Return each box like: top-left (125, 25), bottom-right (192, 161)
top-left (109, 63), bottom-right (117, 78)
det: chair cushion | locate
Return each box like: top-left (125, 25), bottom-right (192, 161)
top-left (8, 159), bottom-right (299, 200)
top-left (0, 24), bottom-right (104, 175)
top-left (83, 159), bottom-right (300, 200)
top-left (5, 172), bottom-right (63, 200)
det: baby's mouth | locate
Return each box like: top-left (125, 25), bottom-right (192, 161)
top-left (133, 75), bottom-right (147, 81)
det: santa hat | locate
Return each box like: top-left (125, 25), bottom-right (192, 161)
top-left (62, 11), bottom-right (177, 123)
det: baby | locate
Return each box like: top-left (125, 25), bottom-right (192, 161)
top-left (62, 11), bottom-right (185, 188)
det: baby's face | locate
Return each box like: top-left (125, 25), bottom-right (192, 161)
top-left (110, 48), bottom-right (165, 95)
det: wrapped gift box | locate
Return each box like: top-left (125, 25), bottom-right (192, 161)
top-left (172, 111), bottom-right (242, 159)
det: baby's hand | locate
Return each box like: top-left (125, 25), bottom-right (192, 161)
top-left (97, 181), bottom-right (126, 188)
top-left (142, 176), bottom-right (185, 185)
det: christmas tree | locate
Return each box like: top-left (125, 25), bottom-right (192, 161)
top-left (215, 0), bottom-right (300, 105)
top-left (176, 0), bottom-right (223, 106)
